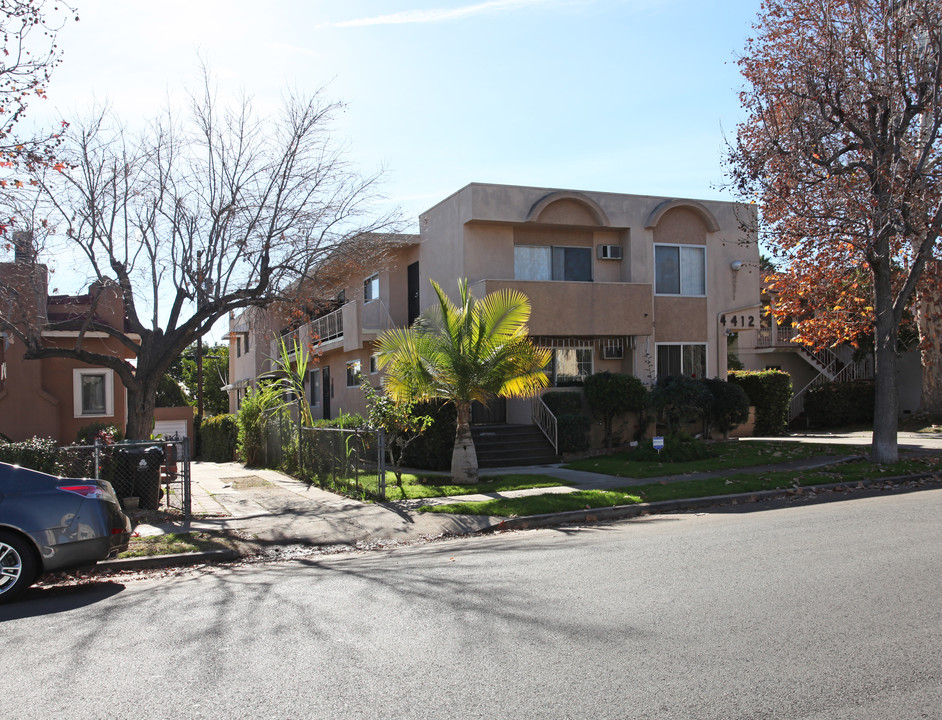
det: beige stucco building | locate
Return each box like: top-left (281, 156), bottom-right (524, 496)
top-left (228, 182), bottom-right (762, 425)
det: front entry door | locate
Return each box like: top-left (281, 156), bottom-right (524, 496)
top-left (322, 366), bottom-right (331, 418)
top-left (471, 398), bottom-right (507, 425)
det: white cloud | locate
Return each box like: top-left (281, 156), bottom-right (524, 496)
top-left (323, 0), bottom-right (558, 28)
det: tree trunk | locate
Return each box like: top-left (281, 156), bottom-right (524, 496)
top-left (125, 383), bottom-right (158, 441)
top-left (871, 264), bottom-right (900, 464)
top-left (914, 264), bottom-right (942, 413)
top-left (451, 401), bottom-right (479, 485)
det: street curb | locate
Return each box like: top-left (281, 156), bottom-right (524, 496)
top-left (99, 548), bottom-right (241, 571)
top-left (484, 472), bottom-right (942, 532)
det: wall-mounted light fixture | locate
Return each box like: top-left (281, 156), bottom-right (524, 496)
top-left (730, 260), bottom-right (743, 271)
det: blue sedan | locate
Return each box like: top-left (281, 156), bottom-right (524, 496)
top-left (0, 461), bottom-right (132, 603)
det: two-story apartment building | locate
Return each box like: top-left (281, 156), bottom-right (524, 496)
top-left (228, 182), bottom-right (761, 424)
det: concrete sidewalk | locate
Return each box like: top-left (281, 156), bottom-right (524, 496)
top-left (118, 431), bottom-right (940, 568)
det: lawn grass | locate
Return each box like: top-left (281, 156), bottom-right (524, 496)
top-left (563, 440), bottom-right (865, 479)
top-left (118, 531), bottom-right (241, 558)
top-left (420, 455), bottom-right (941, 518)
top-left (379, 473), bottom-right (572, 500)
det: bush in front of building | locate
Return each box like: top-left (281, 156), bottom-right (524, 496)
top-left (699, 378), bottom-right (750, 439)
top-left (728, 369), bottom-right (792, 436)
top-left (401, 400), bottom-right (457, 471)
top-left (200, 414), bottom-right (239, 462)
top-left (541, 391), bottom-right (584, 415)
top-left (584, 372), bottom-right (648, 449)
top-left (556, 413), bottom-right (591, 453)
top-left (804, 380), bottom-right (875, 428)
top-left (0, 436), bottom-right (61, 474)
top-left (651, 375), bottom-right (713, 437)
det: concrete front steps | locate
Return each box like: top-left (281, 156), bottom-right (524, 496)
top-left (471, 424), bottom-right (559, 468)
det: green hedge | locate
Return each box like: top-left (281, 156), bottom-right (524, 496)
top-left (728, 370), bottom-right (792, 436)
top-left (200, 414), bottom-right (238, 462)
top-left (401, 401), bottom-right (457, 471)
top-left (804, 380), bottom-right (874, 428)
top-left (0, 437), bottom-right (61, 474)
top-left (557, 413), bottom-right (590, 453)
top-left (541, 391), bottom-right (584, 415)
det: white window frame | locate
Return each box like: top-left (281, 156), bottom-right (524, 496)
top-left (547, 346), bottom-right (594, 386)
top-left (655, 343), bottom-right (707, 379)
top-left (654, 243), bottom-right (707, 297)
top-left (346, 359), bottom-right (362, 387)
top-left (364, 273), bottom-right (379, 303)
top-left (73, 368), bottom-right (115, 418)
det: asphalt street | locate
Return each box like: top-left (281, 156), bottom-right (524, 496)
top-left (3, 488), bottom-right (941, 719)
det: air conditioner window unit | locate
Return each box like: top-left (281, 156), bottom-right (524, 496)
top-left (597, 244), bottom-right (623, 260)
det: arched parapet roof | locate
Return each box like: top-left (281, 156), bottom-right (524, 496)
top-left (526, 191), bottom-right (610, 227)
top-left (644, 199), bottom-right (720, 233)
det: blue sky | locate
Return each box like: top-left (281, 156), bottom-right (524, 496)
top-left (37, 0), bottom-right (763, 226)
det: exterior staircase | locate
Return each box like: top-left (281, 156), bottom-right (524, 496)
top-left (471, 424), bottom-right (560, 468)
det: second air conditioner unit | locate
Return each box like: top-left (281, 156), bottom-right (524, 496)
top-left (597, 244), bottom-right (623, 260)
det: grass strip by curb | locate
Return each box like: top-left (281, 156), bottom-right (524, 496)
top-left (420, 456), bottom-right (942, 517)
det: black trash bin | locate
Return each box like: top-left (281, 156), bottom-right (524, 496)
top-left (115, 445), bottom-right (165, 510)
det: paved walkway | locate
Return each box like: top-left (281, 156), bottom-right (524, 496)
top-left (131, 429), bottom-right (942, 550)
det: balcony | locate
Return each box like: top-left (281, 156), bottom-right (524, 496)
top-left (755, 326), bottom-right (797, 348)
top-left (469, 279), bottom-right (654, 337)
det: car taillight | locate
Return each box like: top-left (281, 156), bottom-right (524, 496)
top-left (58, 485), bottom-right (108, 499)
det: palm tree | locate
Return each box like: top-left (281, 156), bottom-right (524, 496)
top-left (376, 279), bottom-right (550, 484)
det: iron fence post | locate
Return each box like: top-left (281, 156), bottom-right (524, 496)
top-left (377, 427), bottom-right (386, 500)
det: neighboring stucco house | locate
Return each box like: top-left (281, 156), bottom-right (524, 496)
top-left (228, 182), bottom-right (762, 428)
top-left (0, 234), bottom-right (135, 443)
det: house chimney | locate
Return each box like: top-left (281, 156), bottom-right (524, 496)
top-left (12, 231), bottom-right (35, 264)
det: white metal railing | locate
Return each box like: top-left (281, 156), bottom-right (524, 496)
top-left (532, 395), bottom-right (558, 453)
top-left (755, 326), bottom-right (798, 347)
top-left (308, 305), bottom-right (344, 344)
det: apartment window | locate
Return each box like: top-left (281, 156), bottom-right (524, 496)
top-left (514, 246), bottom-right (592, 282)
top-left (547, 347), bottom-right (593, 386)
top-left (364, 273), bottom-right (379, 303)
top-left (73, 368), bottom-right (114, 417)
top-left (369, 354), bottom-right (379, 374)
top-left (656, 344), bottom-right (706, 379)
top-left (244, 333), bottom-right (249, 353)
top-left (655, 244), bottom-right (705, 296)
top-left (236, 337), bottom-right (241, 358)
top-left (308, 369), bottom-right (320, 407)
top-left (346, 359), bottom-right (362, 387)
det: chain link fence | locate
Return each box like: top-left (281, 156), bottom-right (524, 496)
top-left (259, 409), bottom-right (387, 500)
top-left (60, 438), bottom-right (192, 517)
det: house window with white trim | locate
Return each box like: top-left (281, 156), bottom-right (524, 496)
top-left (73, 368), bottom-right (114, 417)
top-left (547, 347), bottom-right (593, 386)
top-left (346, 359), bottom-right (362, 387)
top-left (364, 273), bottom-right (379, 303)
top-left (656, 343), bottom-right (706, 379)
top-left (655, 244), bottom-right (706, 296)
top-left (514, 246), bottom-right (592, 282)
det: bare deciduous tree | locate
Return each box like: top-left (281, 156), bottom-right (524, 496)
top-left (1, 75), bottom-right (398, 438)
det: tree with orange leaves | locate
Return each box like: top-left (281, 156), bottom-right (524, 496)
top-left (728, 0), bottom-right (942, 463)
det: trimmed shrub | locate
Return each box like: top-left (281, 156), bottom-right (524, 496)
top-left (401, 400), bottom-right (457, 471)
top-left (584, 372), bottom-right (648, 449)
top-left (236, 387), bottom-right (265, 466)
top-left (0, 437), bottom-right (61, 474)
top-left (76, 422), bottom-right (124, 445)
top-left (557, 413), bottom-right (591, 453)
top-left (700, 378), bottom-right (750, 438)
top-left (312, 411), bottom-right (367, 429)
top-left (200, 414), bottom-right (238, 462)
top-left (728, 370), bottom-right (792, 436)
top-left (804, 380), bottom-right (875, 428)
top-left (651, 375), bottom-right (713, 436)
top-left (541, 391), bottom-right (584, 415)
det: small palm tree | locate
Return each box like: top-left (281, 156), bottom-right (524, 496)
top-left (376, 279), bottom-right (550, 484)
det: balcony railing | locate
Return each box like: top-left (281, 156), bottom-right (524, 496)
top-left (532, 395), bottom-right (558, 454)
top-left (309, 305), bottom-right (344, 344)
top-left (755, 326), bottom-right (797, 347)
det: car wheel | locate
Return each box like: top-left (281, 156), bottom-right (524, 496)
top-left (0, 531), bottom-right (38, 604)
